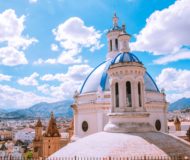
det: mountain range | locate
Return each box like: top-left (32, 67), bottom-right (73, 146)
top-left (0, 97), bottom-right (190, 119)
top-left (0, 100), bottom-right (73, 119)
top-left (168, 97), bottom-right (190, 112)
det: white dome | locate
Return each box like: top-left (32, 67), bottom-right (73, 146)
top-left (80, 52), bottom-right (159, 94)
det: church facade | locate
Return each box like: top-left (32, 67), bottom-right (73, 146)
top-left (72, 13), bottom-right (168, 139)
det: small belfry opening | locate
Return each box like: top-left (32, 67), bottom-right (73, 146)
top-left (110, 40), bottom-right (112, 51)
top-left (115, 39), bottom-right (118, 50)
top-left (126, 81), bottom-right (132, 107)
top-left (115, 82), bottom-right (119, 107)
top-left (138, 82), bottom-right (142, 107)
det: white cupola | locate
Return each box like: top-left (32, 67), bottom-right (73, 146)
top-left (106, 13), bottom-right (122, 60)
top-left (106, 13), bottom-right (131, 60)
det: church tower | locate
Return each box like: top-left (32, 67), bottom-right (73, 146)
top-left (33, 118), bottom-right (43, 159)
top-left (42, 112), bottom-right (61, 158)
top-left (35, 118), bottom-right (43, 141)
top-left (174, 116), bottom-right (181, 131)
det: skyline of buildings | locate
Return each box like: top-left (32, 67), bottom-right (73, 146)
top-left (0, 0), bottom-right (190, 159)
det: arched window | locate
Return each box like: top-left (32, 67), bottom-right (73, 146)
top-left (110, 40), bottom-right (112, 51)
top-left (126, 81), bottom-right (132, 107)
top-left (138, 82), bottom-right (142, 107)
top-left (115, 39), bottom-right (118, 50)
top-left (115, 82), bottom-right (119, 107)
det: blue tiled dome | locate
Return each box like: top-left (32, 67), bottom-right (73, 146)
top-left (111, 52), bottom-right (142, 65)
top-left (107, 25), bottom-right (122, 33)
top-left (80, 53), bottom-right (159, 94)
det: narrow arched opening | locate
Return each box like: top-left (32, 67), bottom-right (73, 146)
top-left (126, 81), bottom-right (132, 107)
top-left (115, 82), bottom-right (119, 108)
top-left (110, 40), bottom-right (112, 51)
top-left (115, 39), bottom-right (118, 50)
top-left (138, 82), bottom-right (142, 107)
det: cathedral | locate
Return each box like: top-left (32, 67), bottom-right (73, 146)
top-left (49, 14), bottom-right (190, 158)
top-left (71, 13), bottom-right (168, 139)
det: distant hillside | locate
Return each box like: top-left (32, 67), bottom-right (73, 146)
top-left (0, 100), bottom-right (73, 119)
top-left (169, 98), bottom-right (190, 111)
top-left (0, 108), bottom-right (7, 114)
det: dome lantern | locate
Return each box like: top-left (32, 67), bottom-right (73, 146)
top-left (106, 13), bottom-right (122, 60)
top-left (118, 24), bottom-right (131, 53)
top-left (106, 13), bottom-right (131, 60)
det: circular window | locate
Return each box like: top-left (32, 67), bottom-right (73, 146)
top-left (155, 120), bottom-right (161, 131)
top-left (82, 121), bottom-right (88, 132)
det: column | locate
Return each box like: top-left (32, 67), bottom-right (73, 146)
top-left (132, 81), bottom-right (137, 110)
top-left (113, 38), bottom-right (116, 51)
top-left (119, 80), bottom-right (125, 111)
top-left (141, 82), bottom-right (145, 111)
top-left (110, 83), bottom-right (115, 112)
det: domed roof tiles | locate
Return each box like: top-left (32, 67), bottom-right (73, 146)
top-left (80, 52), bottom-right (159, 94)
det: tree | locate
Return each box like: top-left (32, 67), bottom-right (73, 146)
top-left (24, 150), bottom-right (33, 160)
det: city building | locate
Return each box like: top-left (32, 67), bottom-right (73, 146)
top-left (0, 130), bottom-right (12, 141)
top-left (50, 14), bottom-right (190, 158)
top-left (14, 128), bottom-right (35, 143)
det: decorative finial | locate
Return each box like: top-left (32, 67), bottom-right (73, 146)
top-left (51, 111), bottom-right (54, 118)
top-left (122, 23), bottom-right (126, 33)
top-left (113, 12), bottom-right (119, 27)
top-left (114, 12), bottom-right (117, 17)
top-left (74, 90), bottom-right (79, 98)
top-left (36, 117), bottom-right (42, 127)
top-left (161, 88), bottom-right (165, 93)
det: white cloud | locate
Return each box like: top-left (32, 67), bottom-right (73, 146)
top-left (166, 91), bottom-right (190, 104)
top-left (0, 84), bottom-right (55, 109)
top-left (130, 0), bottom-right (190, 64)
top-left (41, 64), bottom-right (93, 82)
top-left (51, 43), bottom-right (59, 52)
top-left (57, 49), bottom-right (82, 64)
top-left (33, 58), bottom-right (43, 65)
top-left (40, 74), bottom-right (64, 81)
top-left (34, 49), bottom-right (82, 65)
top-left (0, 9), bottom-right (37, 66)
top-left (0, 47), bottom-right (28, 66)
top-left (39, 64), bottom-right (93, 99)
top-left (17, 72), bottom-right (39, 86)
top-left (0, 73), bottom-right (12, 81)
top-left (154, 49), bottom-right (190, 65)
top-left (156, 68), bottom-right (190, 102)
top-left (37, 84), bottom-right (50, 95)
top-left (29, 0), bottom-right (38, 4)
top-left (35, 17), bottom-right (103, 65)
top-left (53, 17), bottom-right (103, 51)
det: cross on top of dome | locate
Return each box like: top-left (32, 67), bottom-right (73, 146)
top-left (113, 12), bottom-right (119, 27)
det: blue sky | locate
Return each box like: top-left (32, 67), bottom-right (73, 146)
top-left (0, 0), bottom-right (190, 109)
